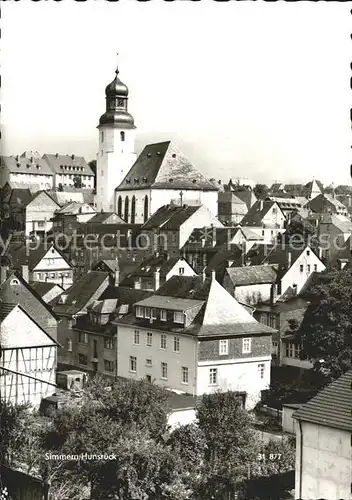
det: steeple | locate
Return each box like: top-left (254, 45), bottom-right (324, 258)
top-left (98, 56), bottom-right (135, 128)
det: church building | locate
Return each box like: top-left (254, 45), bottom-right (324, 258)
top-left (95, 62), bottom-right (219, 221)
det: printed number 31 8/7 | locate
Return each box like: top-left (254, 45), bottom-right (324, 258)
top-left (257, 453), bottom-right (282, 460)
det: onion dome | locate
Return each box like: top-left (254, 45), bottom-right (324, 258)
top-left (105, 65), bottom-right (129, 98)
top-left (98, 58), bottom-right (135, 129)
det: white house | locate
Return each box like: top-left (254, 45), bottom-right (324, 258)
top-left (293, 370), bottom-right (352, 500)
top-left (0, 303), bottom-right (58, 407)
top-left (0, 151), bottom-right (54, 190)
top-left (116, 274), bottom-right (275, 409)
top-left (43, 153), bottom-right (94, 190)
top-left (25, 190), bottom-right (61, 236)
top-left (240, 200), bottom-right (286, 244)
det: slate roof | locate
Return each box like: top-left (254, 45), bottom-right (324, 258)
top-left (84, 212), bottom-right (125, 224)
top-left (1, 155), bottom-right (53, 176)
top-left (293, 370), bottom-right (352, 432)
top-left (231, 189), bottom-right (257, 210)
top-left (225, 265), bottom-right (277, 286)
top-left (7, 188), bottom-right (33, 207)
top-left (0, 271), bottom-right (59, 332)
top-left (320, 213), bottom-right (352, 233)
top-left (142, 205), bottom-right (200, 230)
top-left (55, 202), bottom-right (95, 215)
top-left (0, 303), bottom-right (17, 321)
top-left (30, 281), bottom-right (63, 297)
top-left (52, 271), bottom-right (110, 316)
top-left (116, 141), bottom-right (218, 192)
top-left (4, 243), bottom-right (72, 271)
top-left (120, 255), bottom-right (183, 283)
top-left (240, 200), bottom-right (279, 226)
top-left (42, 154), bottom-right (93, 176)
top-left (99, 286), bottom-right (153, 303)
top-left (119, 276), bottom-right (276, 338)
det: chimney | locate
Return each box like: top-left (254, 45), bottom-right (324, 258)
top-left (55, 153), bottom-right (59, 158)
top-left (287, 252), bottom-right (292, 269)
top-left (0, 266), bottom-right (8, 285)
top-left (318, 246), bottom-right (323, 260)
top-left (211, 270), bottom-right (216, 281)
top-left (154, 268), bottom-right (160, 291)
top-left (21, 265), bottom-right (29, 283)
top-left (202, 267), bottom-right (207, 282)
top-left (71, 154), bottom-right (75, 160)
top-left (259, 200), bottom-right (264, 211)
top-left (134, 277), bottom-right (141, 290)
top-left (270, 283), bottom-right (278, 305)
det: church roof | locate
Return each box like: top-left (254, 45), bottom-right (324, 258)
top-left (115, 141), bottom-right (218, 192)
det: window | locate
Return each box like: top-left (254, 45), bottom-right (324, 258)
top-left (160, 334), bottom-right (167, 350)
top-left (104, 360), bottom-right (114, 372)
top-left (78, 354), bottom-right (87, 366)
top-left (219, 339), bottom-right (228, 355)
top-left (286, 343), bottom-right (294, 358)
top-left (136, 306), bottom-right (144, 318)
top-left (146, 332), bottom-right (153, 347)
top-left (133, 330), bottom-right (140, 345)
top-left (182, 367), bottom-right (189, 384)
top-left (101, 131), bottom-right (104, 143)
top-left (151, 308), bottom-right (157, 320)
top-left (209, 368), bottom-right (217, 385)
top-left (242, 338), bottom-right (252, 354)
top-left (300, 264), bottom-right (304, 272)
top-left (129, 356), bottom-right (137, 373)
top-left (104, 338), bottom-right (113, 350)
top-left (272, 341), bottom-right (278, 355)
top-left (295, 344), bottom-right (303, 359)
top-left (67, 338), bottom-right (72, 352)
top-left (37, 221), bottom-right (45, 228)
top-left (307, 264), bottom-right (311, 273)
top-left (145, 307), bottom-right (151, 319)
top-left (79, 332), bottom-right (88, 344)
top-left (160, 309), bottom-right (167, 321)
top-left (179, 267), bottom-right (184, 275)
top-left (161, 362), bottom-right (168, 379)
top-left (173, 336), bottom-right (180, 352)
top-left (120, 131), bottom-right (125, 142)
top-left (258, 363), bottom-right (265, 379)
top-left (146, 358), bottom-right (152, 367)
top-left (262, 230), bottom-right (265, 236)
top-left (306, 250), bottom-right (310, 256)
top-left (174, 311), bottom-right (184, 324)
top-left (314, 264), bottom-right (318, 272)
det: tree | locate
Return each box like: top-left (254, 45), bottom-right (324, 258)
top-left (296, 267), bottom-right (352, 380)
top-left (73, 175), bottom-right (82, 189)
top-left (253, 184), bottom-right (269, 200)
top-left (196, 392), bottom-right (260, 497)
top-left (284, 218), bottom-right (318, 250)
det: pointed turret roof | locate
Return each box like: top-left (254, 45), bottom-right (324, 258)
top-left (115, 141), bottom-right (218, 192)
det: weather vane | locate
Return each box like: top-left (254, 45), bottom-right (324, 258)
top-left (115, 52), bottom-right (119, 75)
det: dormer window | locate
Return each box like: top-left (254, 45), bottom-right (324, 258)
top-left (136, 306), bottom-right (144, 318)
top-left (160, 309), bottom-right (167, 321)
top-left (144, 307), bottom-right (151, 319)
top-left (10, 278), bottom-right (20, 286)
top-left (174, 311), bottom-right (184, 324)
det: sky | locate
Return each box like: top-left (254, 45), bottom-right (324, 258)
top-left (1, 1), bottom-right (351, 186)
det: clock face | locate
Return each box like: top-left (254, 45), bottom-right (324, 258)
top-left (117, 98), bottom-right (124, 107)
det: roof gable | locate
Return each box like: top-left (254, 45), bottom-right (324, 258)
top-left (116, 141), bottom-right (218, 192)
top-left (0, 304), bottom-right (58, 348)
top-left (202, 279), bottom-right (257, 325)
top-left (293, 370), bottom-right (352, 432)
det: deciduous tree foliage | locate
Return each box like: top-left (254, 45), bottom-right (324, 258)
top-left (253, 184), bottom-right (269, 200)
top-left (297, 268), bottom-right (352, 380)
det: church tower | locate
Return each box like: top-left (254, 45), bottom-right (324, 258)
top-left (96, 60), bottom-right (136, 212)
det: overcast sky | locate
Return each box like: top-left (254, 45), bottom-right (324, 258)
top-left (1, 1), bottom-right (351, 186)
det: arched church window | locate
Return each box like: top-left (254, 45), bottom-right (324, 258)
top-left (144, 195), bottom-right (149, 223)
top-left (124, 196), bottom-right (129, 223)
top-left (117, 196), bottom-right (122, 217)
top-left (120, 131), bottom-right (125, 142)
top-left (131, 196), bottom-right (136, 224)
